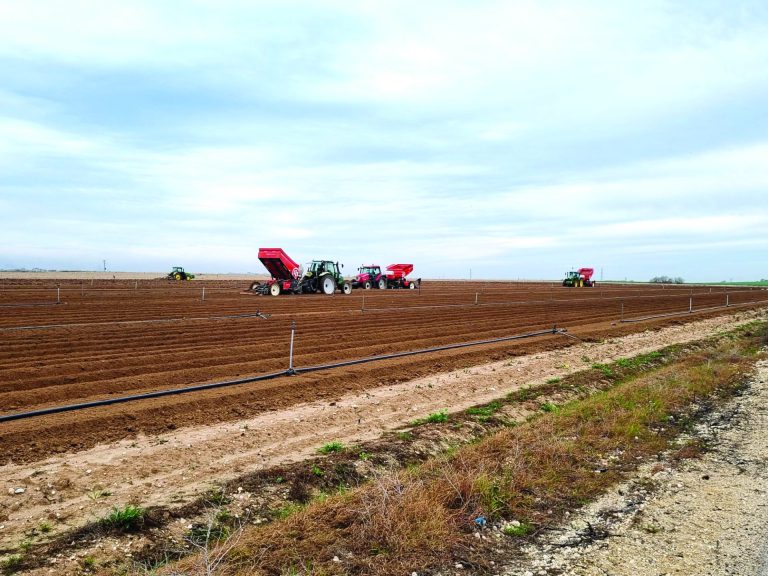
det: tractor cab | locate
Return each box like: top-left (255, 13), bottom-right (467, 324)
top-left (358, 265), bottom-right (381, 277)
top-left (304, 260), bottom-right (340, 277)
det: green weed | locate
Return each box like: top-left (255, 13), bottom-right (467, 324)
top-left (318, 441), bottom-right (345, 454)
top-left (502, 522), bottom-right (534, 537)
top-left (100, 504), bottom-right (145, 532)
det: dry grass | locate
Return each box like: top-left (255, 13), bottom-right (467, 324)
top-left (161, 324), bottom-right (764, 576)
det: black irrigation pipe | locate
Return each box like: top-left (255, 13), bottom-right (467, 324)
top-left (620, 300), bottom-right (768, 323)
top-left (0, 326), bottom-right (565, 423)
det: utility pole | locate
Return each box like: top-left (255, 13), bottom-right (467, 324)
top-left (103, 260), bottom-right (106, 271)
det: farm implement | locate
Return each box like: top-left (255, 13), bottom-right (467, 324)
top-left (249, 247), bottom-right (352, 296)
top-left (352, 263), bottom-right (419, 290)
top-left (562, 268), bottom-right (595, 287)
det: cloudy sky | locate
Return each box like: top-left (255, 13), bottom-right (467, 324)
top-left (1, 1), bottom-right (766, 281)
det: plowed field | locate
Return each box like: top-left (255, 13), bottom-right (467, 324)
top-left (1, 279), bottom-right (766, 464)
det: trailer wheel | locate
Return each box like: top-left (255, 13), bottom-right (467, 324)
top-left (409, 282), bottom-right (416, 289)
top-left (364, 281), bottom-right (372, 290)
top-left (377, 278), bottom-right (387, 290)
top-left (321, 275), bottom-right (336, 295)
top-left (269, 283), bottom-right (281, 296)
top-left (342, 282), bottom-right (352, 295)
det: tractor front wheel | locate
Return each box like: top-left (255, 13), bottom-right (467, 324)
top-left (269, 283), bottom-right (281, 296)
top-left (342, 282), bottom-right (352, 295)
top-left (321, 275), bottom-right (336, 295)
top-left (364, 281), bottom-right (372, 290)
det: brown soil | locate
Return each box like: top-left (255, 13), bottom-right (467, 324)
top-left (1, 281), bottom-right (766, 467)
top-left (0, 298), bottom-right (764, 573)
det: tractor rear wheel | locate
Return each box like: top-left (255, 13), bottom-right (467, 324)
top-left (174, 273), bottom-right (182, 280)
top-left (364, 281), bottom-right (372, 290)
top-left (269, 283), bottom-right (281, 296)
top-left (321, 275), bottom-right (336, 295)
top-left (342, 282), bottom-right (352, 295)
top-left (378, 278), bottom-right (387, 290)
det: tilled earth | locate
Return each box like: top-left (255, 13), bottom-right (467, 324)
top-left (2, 279), bottom-right (766, 466)
top-left (0, 300), bottom-right (765, 574)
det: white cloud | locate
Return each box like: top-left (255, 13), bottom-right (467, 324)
top-left (2, 1), bottom-right (768, 280)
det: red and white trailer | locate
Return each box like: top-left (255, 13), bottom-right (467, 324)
top-left (251, 247), bottom-right (301, 296)
top-left (352, 263), bottom-right (419, 289)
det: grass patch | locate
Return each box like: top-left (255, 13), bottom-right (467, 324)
top-left (591, 363), bottom-right (614, 378)
top-left (1, 554), bottom-right (23, 573)
top-left (272, 503), bottom-right (303, 520)
top-left (465, 401), bottom-right (502, 421)
top-left (204, 487), bottom-right (231, 506)
top-left (38, 521), bottom-right (52, 534)
top-left (412, 409), bottom-right (449, 425)
top-left (317, 440), bottom-right (345, 454)
top-left (502, 522), bottom-right (534, 537)
top-left (99, 504), bottom-right (145, 532)
top-left (186, 522), bottom-right (231, 546)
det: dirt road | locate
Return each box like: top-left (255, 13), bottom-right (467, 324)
top-left (505, 355), bottom-right (768, 575)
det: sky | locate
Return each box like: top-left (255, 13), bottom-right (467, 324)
top-left (1, 0), bottom-right (766, 281)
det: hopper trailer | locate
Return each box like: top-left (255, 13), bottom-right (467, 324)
top-left (249, 247), bottom-right (351, 296)
top-left (352, 263), bottom-right (419, 290)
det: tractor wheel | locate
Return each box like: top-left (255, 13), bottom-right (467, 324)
top-left (321, 275), bottom-right (336, 295)
top-left (342, 282), bottom-right (352, 295)
top-left (269, 283), bottom-right (281, 296)
top-left (186, 276), bottom-right (191, 281)
top-left (378, 278), bottom-right (387, 290)
top-left (409, 282), bottom-right (416, 289)
top-left (364, 281), bottom-right (372, 290)
top-left (174, 273), bottom-right (182, 280)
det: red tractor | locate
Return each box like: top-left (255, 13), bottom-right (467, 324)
top-left (352, 263), bottom-right (419, 290)
top-left (562, 268), bottom-right (595, 287)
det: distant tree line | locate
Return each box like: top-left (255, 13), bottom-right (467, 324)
top-left (650, 276), bottom-right (684, 284)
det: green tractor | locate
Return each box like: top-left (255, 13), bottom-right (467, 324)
top-left (562, 267), bottom-right (594, 287)
top-left (297, 260), bottom-right (351, 295)
top-left (167, 266), bottom-right (195, 281)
